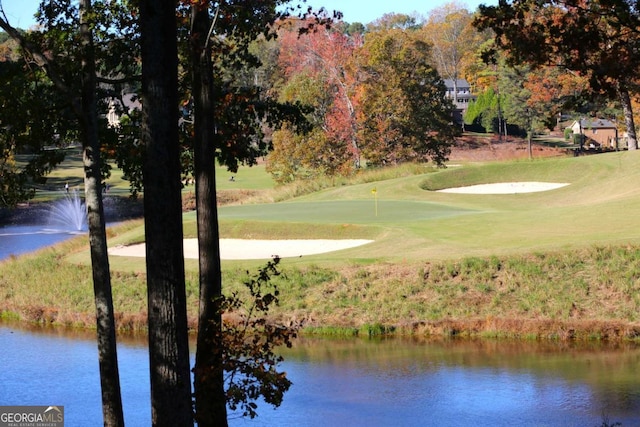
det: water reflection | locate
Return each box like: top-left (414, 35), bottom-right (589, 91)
top-left (245, 338), bottom-right (640, 427)
top-left (2, 325), bottom-right (640, 426)
top-left (0, 324), bottom-right (151, 426)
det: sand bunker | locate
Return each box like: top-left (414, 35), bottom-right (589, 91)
top-left (109, 238), bottom-right (373, 260)
top-left (436, 182), bottom-right (569, 194)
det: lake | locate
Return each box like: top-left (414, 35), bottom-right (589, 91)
top-left (1, 324), bottom-right (639, 426)
top-left (0, 224), bottom-right (85, 259)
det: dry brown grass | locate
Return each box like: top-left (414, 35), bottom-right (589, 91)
top-left (254, 246), bottom-right (640, 340)
top-left (182, 189), bottom-right (264, 210)
top-left (449, 134), bottom-right (569, 162)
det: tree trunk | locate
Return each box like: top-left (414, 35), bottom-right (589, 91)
top-left (140, 0), bottom-right (193, 426)
top-left (79, 1), bottom-right (124, 425)
top-left (1, 5), bottom-right (125, 425)
top-left (191, 6), bottom-right (229, 427)
top-left (496, 89), bottom-right (504, 141)
top-left (527, 114), bottom-right (533, 160)
top-left (617, 82), bottom-right (637, 150)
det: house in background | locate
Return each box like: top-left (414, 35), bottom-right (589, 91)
top-left (568, 118), bottom-right (619, 150)
top-left (106, 93), bottom-right (141, 128)
top-left (444, 78), bottom-right (475, 125)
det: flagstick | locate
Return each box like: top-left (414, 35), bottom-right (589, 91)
top-left (372, 188), bottom-right (378, 217)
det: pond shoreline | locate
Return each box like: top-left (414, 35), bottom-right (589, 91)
top-left (3, 236), bottom-right (640, 343)
top-left (2, 306), bottom-right (640, 343)
top-left (4, 321), bottom-right (639, 427)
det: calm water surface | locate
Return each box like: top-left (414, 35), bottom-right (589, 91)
top-left (0, 224), bottom-right (84, 259)
top-left (1, 325), bottom-right (640, 426)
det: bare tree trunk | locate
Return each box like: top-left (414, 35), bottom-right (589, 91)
top-left (79, 1), bottom-right (124, 425)
top-left (496, 88), bottom-right (504, 141)
top-left (617, 82), bottom-right (637, 150)
top-left (140, 0), bottom-right (193, 425)
top-left (190, 6), bottom-right (229, 426)
top-left (527, 114), bottom-right (533, 160)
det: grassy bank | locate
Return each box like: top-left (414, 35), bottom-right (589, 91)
top-left (3, 232), bottom-right (640, 340)
top-left (3, 151), bottom-right (640, 340)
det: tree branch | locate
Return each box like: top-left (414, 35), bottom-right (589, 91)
top-left (96, 74), bottom-right (141, 84)
top-left (0, 12), bottom-right (79, 115)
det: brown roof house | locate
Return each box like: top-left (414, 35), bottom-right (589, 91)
top-left (569, 118), bottom-right (619, 150)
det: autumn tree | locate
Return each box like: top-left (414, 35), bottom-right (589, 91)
top-left (356, 29), bottom-right (458, 166)
top-left (500, 64), bottom-right (549, 157)
top-left (337, 21), bottom-right (366, 36)
top-left (267, 70), bottom-right (350, 183)
top-left (475, 0), bottom-right (640, 149)
top-left (466, 45), bottom-right (588, 146)
top-left (269, 19), bottom-right (363, 180)
top-left (521, 65), bottom-right (588, 126)
top-left (367, 12), bottom-right (422, 31)
top-left (422, 3), bottom-right (486, 106)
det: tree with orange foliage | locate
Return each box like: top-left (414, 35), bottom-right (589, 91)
top-left (269, 20), bottom-right (362, 180)
top-left (422, 3), bottom-right (487, 105)
top-left (475, 0), bottom-right (640, 150)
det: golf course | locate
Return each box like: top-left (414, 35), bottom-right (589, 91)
top-left (3, 148), bottom-right (640, 339)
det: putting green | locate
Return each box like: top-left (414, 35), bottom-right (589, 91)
top-left (219, 200), bottom-right (476, 224)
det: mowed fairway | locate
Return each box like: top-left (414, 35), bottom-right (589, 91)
top-left (210, 150), bottom-right (640, 262)
top-left (219, 200), bottom-right (474, 224)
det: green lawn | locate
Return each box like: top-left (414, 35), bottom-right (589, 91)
top-left (16, 146), bottom-right (640, 266)
top-left (8, 149), bottom-right (640, 334)
top-left (186, 150), bottom-right (640, 263)
top-left (20, 148), bottom-right (274, 200)
top-left (213, 161), bottom-right (274, 190)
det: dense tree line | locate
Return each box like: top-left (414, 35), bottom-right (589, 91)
top-left (266, 12), bottom-right (469, 182)
top-left (474, 0), bottom-right (640, 150)
top-left (5, 1), bottom-right (640, 198)
top-left (261, 0), bottom-right (640, 179)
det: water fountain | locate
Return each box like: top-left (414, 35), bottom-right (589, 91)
top-left (46, 192), bottom-right (88, 232)
top-left (1, 191), bottom-right (142, 260)
top-left (0, 193), bottom-right (87, 259)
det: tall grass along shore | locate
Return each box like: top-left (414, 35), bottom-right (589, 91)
top-left (3, 150), bottom-right (640, 341)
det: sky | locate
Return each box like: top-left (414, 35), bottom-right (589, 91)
top-left (3, 0), bottom-right (499, 29)
top-left (303, 0), bottom-right (498, 23)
